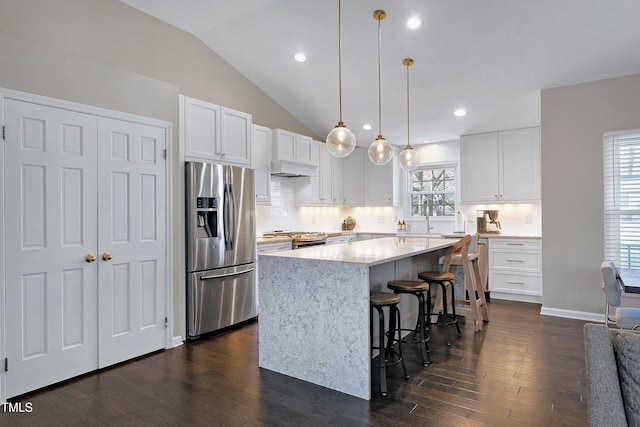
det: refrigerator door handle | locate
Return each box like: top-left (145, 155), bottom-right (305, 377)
top-left (223, 183), bottom-right (232, 250)
top-left (200, 267), bottom-right (255, 280)
top-left (228, 183), bottom-right (237, 248)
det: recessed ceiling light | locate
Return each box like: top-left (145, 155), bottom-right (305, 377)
top-left (454, 108), bottom-right (467, 117)
top-left (407, 17), bottom-right (421, 29)
top-left (294, 53), bottom-right (306, 63)
top-left (363, 124), bottom-right (372, 130)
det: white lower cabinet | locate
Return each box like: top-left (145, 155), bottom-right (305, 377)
top-left (488, 238), bottom-right (542, 302)
top-left (257, 241), bottom-right (293, 253)
top-left (326, 234), bottom-right (356, 245)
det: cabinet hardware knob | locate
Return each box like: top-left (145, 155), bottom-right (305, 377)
top-left (85, 254), bottom-right (96, 263)
top-left (102, 252), bottom-right (113, 261)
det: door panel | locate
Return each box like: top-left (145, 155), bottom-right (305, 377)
top-left (97, 117), bottom-right (166, 368)
top-left (4, 99), bottom-right (99, 398)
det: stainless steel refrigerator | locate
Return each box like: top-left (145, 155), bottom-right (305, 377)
top-left (185, 161), bottom-right (256, 338)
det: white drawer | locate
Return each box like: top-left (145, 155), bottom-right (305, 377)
top-left (490, 250), bottom-right (541, 271)
top-left (257, 242), bottom-right (292, 253)
top-left (489, 271), bottom-right (541, 295)
top-left (327, 235), bottom-right (354, 245)
top-left (489, 238), bottom-right (541, 251)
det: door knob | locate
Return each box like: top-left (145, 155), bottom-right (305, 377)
top-left (85, 254), bottom-right (97, 263)
top-left (102, 252), bottom-right (113, 261)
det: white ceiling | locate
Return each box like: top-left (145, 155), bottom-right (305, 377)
top-left (120, 0), bottom-right (640, 147)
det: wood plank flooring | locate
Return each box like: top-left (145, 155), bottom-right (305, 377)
top-left (1, 299), bottom-right (589, 426)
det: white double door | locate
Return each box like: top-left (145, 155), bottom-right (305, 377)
top-left (4, 98), bottom-right (167, 398)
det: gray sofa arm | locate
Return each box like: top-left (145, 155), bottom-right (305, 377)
top-left (584, 323), bottom-right (628, 427)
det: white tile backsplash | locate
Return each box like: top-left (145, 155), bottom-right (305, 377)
top-left (256, 177), bottom-right (542, 236)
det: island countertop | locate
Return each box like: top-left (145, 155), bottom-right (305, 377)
top-left (260, 236), bottom-right (453, 266)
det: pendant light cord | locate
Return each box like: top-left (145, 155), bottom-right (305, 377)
top-left (406, 63), bottom-right (410, 148)
top-left (377, 16), bottom-right (382, 137)
top-left (338, 0), bottom-right (344, 123)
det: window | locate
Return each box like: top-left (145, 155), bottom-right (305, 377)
top-left (409, 166), bottom-right (456, 217)
top-left (604, 131), bottom-right (640, 268)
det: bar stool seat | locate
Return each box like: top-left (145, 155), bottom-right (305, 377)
top-left (386, 280), bottom-right (431, 366)
top-left (370, 291), bottom-right (409, 396)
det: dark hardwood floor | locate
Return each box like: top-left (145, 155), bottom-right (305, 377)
top-left (1, 299), bottom-right (589, 426)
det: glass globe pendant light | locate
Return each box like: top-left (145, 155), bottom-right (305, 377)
top-left (326, 0), bottom-right (356, 158)
top-left (399, 58), bottom-right (420, 170)
top-left (368, 9), bottom-right (393, 166)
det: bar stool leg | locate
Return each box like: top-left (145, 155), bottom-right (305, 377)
top-left (373, 305), bottom-right (388, 396)
top-left (439, 282), bottom-right (452, 345)
top-left (417, 292), bottom-right (431, 366)
top-left (393, 305), bottom-right (409, 380)
top-left (450, 280), bottom-right (462, 336)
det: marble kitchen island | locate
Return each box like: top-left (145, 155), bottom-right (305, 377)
top-left (258, 237), bottom-right (454, 400)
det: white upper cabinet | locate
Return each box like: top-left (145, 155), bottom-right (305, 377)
top-left (365, 147), bottom-right (401, 206)
top-left (253, 124), bottom-right (272, 205)
top-left (220, 106), bottom-right (252, 167)
top-left (461, 127), bottom-right (540, 203)
top-left (499, 127), bottom-right (541, 201)
top-left (183, 96), bottom-right (220, 160)
top-left (182, 96), bottom-right (252, 167)
top-left (298, 141), bottom-right (342, 206)
top-left (271, 128), bottom-right (318, 176)
top-left (342, 148), bottom-right (365, 206)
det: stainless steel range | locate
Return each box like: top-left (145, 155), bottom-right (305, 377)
top-left (290, 232), bottom-right (328, 249)
top-left (263, 231), bottom-right (328, 249)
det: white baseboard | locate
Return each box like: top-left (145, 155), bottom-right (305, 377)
top-left (172, 335), bottom-right (184, 348)
top-left (540, 306), bottom-right (604, 323)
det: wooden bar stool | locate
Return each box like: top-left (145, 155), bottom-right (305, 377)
top-left (370, 292), bottom-right (409, 396)
top-left (385, 280), bottom-right (432, 367)
top-left (445, 233), bottom-right (489, 333)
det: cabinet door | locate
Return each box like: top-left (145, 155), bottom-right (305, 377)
top-left (295, 134), bottom-right (313, 164)
top-left (331, 155), bottom-right (343, 205)
top-left (273, 128), bottom-right (296, 162)
top-left (320, 146), bottom-right (335, 203)
top-left (342, 148), bottom-right (365, 205)
top-left (184, 97), bottom-right (220, 161)
top-left (365, 152), bottom-right (399, 206)
top-left (220, 107), bottom-right (252, 167)
top-left (499, 127), bottom-right (540, 201)
top-left (306, 141), bottom-right (324, 205)
top-left (253, 124), bottom-right (272, 205)
top-left (460, 132), bottom-right (500, 203)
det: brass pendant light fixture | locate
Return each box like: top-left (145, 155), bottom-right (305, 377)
top-left (399, 58), bottom-right (420, 170)
top-left (326, 0), bottom-right (356, 158)
top-left (368, 9), bottom-right (393, 166)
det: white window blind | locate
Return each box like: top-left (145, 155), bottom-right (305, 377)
top-left (604, 131), bottom-right (640, 268)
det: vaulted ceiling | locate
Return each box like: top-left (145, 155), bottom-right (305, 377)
top-left (120, 0), bottom-right (640, 146)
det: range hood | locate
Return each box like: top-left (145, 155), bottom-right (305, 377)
top-left (271, 160), bottom-right (318, 177)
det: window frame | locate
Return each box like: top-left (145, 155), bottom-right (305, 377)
top-left (406, 162), bottom-right (458, 219)
top-left (604, 129), bottom-right (640, 269)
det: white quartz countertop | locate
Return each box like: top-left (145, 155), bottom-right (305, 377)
top-left (259, 236), bottom-right (453, 266)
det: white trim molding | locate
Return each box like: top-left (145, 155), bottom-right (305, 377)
top-left (540, 306), bottom-right (604, 323)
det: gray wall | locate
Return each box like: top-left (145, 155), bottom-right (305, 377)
top-left (0, 0), bottom-right (316, 337)
top-left (541, 73), bottom-right (640, 315)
